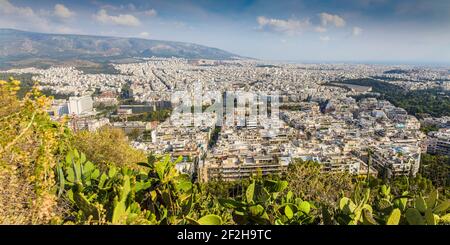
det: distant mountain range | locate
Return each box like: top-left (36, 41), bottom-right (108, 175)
top-left (0, 28), bottom-right (242, 69)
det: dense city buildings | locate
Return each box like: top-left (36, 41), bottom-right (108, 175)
top-left (3, 58), bottom-right (449, 181)
top-left (427, 129), bottom-right (450, 156)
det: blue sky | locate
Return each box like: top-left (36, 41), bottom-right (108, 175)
top-left (0, 0), bottom-right (449, 64)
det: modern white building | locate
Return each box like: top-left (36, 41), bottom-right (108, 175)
top-left (428, 129), bottom-right (450, 156)
top-left (68, 96), bottom-right (93, 115)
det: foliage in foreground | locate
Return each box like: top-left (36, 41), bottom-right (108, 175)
top-left (72, 126), bottom-right (147, 170)
top-left (0, 79), bottom-right (69, 224)
top-left (286, 160), bottom-right (355, 206)
top-left (58, 148), bottom-right (450, 225)
top-left (1, 79), bottom-right (449, 225)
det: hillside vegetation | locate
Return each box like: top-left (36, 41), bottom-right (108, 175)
top-left (0, 28), bottom-right (240, 69)
top-left (0, 79), bottom-right (449, 225)
top-left (340, 78), bottom-right (450, 118)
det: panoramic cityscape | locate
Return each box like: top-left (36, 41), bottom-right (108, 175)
top-left (0, 0), bottom-right (449, 235)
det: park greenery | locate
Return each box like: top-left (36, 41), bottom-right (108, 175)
top-left (111, 109), bottom-right (172, 123)
top-left (420, 154), bottom-right (450, 188)
top-left (339, 78), bottom-right (450, 118)
top-left (420, 124), bottom-right (440, 135)
top-left (1, 79), bottom-right (449, 225)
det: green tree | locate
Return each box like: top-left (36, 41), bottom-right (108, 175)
top-left (286, 159), bottom-right (355, 206)
top-left (72, 126), bottom-right (147, 169)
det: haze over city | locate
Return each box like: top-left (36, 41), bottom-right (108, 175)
top-left (1, 0), bottom-right (450, 64)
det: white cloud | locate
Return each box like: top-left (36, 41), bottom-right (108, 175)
top-left (352, 26), bottom-right (363, 36)
top-left (257, 16), bottom-right (310, 35)
top-left (144, 9), bottom-right (157, 17)
top-left (319, 36), bottom-right (331, 42)
top-left (54, 4), bottom-right (75, 19)
top-left (93, 9), bottom-right (141, 27)
top-left (315, 26), bottom-right (327, 33)
top-left (0, 0), bottom-right (50, 31)
top-left (139, 32), bottom-right (150, 38)
top-left (319, 12), bottom-right (346, 28)
top-left (0, 0), bottom-right (38, 18)
top-left (95, 3), bottom-right (157, 17)
top-left (256, 13), bottom-right (346, 37)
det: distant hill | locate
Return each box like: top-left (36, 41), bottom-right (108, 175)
top-left (0, 28), bottom-right (242, 69)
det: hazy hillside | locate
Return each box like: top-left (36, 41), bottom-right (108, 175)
top-left (0, 28), bottom-right (241, 68)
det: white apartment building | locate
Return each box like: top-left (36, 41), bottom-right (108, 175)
top-left (68, 96), bottom-right (93, 115)
top-left (427, 129), bottom-right (450, 156)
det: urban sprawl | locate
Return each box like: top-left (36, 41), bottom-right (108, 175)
top-left (4, 58), bottom-right (450, 182)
